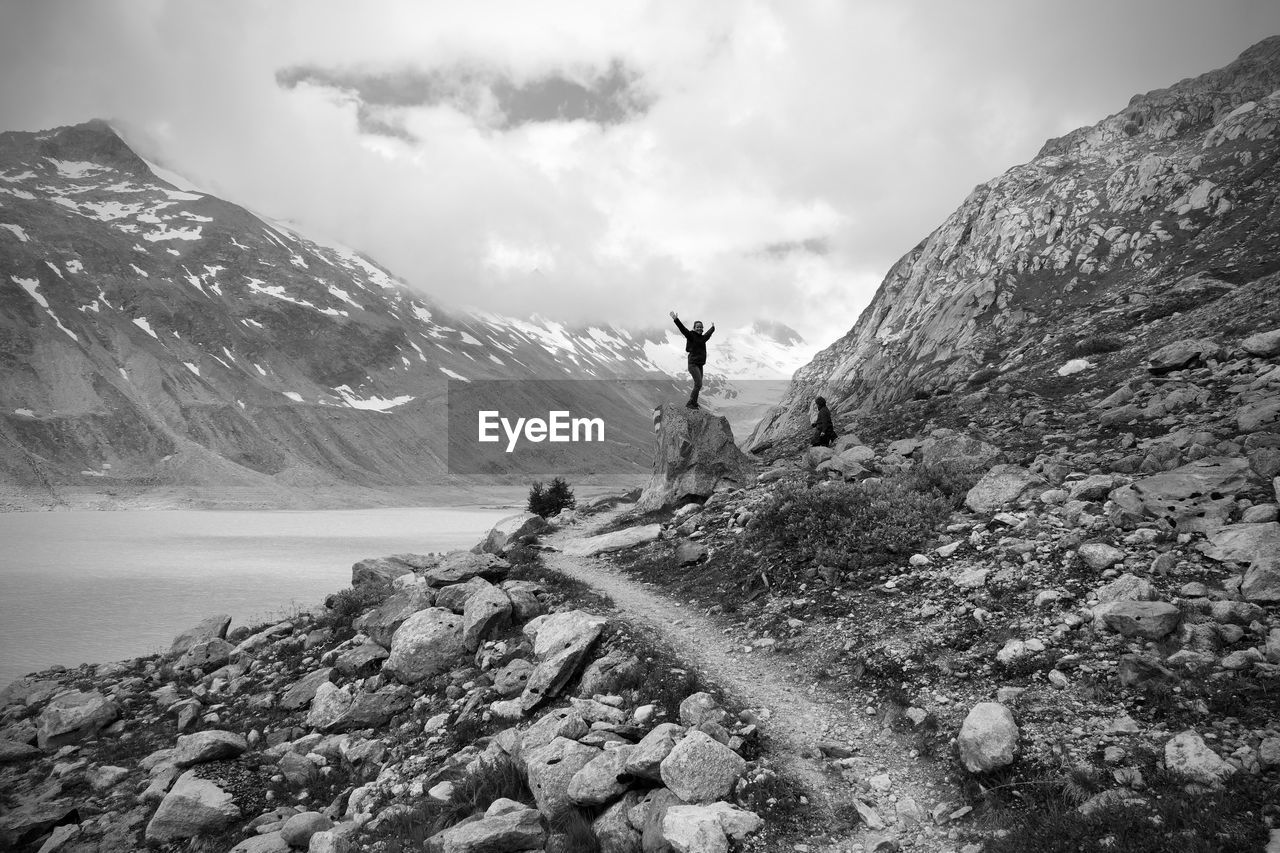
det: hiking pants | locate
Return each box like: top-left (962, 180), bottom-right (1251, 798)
top-left (688, 361), bottom-right (703, 405)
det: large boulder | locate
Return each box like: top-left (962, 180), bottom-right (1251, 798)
top-left (1165, 730), bottom-right (1235, 784)
top-left (172, 730), bottom-right (247, 767)
top-left (1238, 397), bottom-right (1280, 433)
top-left (562, 524), bottom-right (662, 557)
top-left (0, 677), bottom-right (61, 709)
top-left (382, 608), bottom-right (466, 683)
top-left (1198, 522), bottom-right (1280, 564)
top-left (1147, 338), bottom-right (1220, 373)
top-left (427, 798), bottom-right (544, 853)
top-left (170, 614), bottom-right (231, 657)
top-left (919, 432), bottom-right (1001, 468)
top-left (462, 581), bottom-right (513, 651)
top-left (525, 737), bottom-right (601, 819)
top-left (578, 649), bottom-right (643, 697)
top-left (568, 744), bottom-right (635, 806)
top-left (1242, 328), bottom-right (1280, 357)
top-left (333, 643), bottom-right (389, 678)
top-left (435, 577), bottom-right (493, 613)
top-left (279, 668), bottom-right (334, 711)
top-left (958, 702), bottom-right (1019, 772)
top-left (424, 551), bottom-right (509, 586)
top-left (593, 790), bottom-right (644, 853)
top-left (145, 770), bottom-right (241, 843)
top-left (662, 803), bottom-right (763, 853)
top-left (351, 556), bottom-right (414, 588)
top-left (174, 637), bottom-right (234, 672)
top-left (477, 512), bottom-right (550, 554)
top-left (625, 723), bottom-right (684, 781)
top-left (36, 690), bottom-right (119, 749)
top-left (305, 682), bottom-right (411, 732)
top-left (353, 586), bottom-right (435, 648)
top-left (520, 610), bottom-right (607, 710)
top-left (964, 465), bottom-right (1046, 513)
top-left (1242, 554), bottom-right (1280, 603)
top-left (280, 811), bottom-right (333, 848)
top-left (1110, 457), bottom-right (1253, 533)
top-left (639, 403), bottom-right (757, 512)
top-left (659, 730), bottom-right (745, 803)
top-left (0, 800), bottom-right (79, 850)
top-left (1100, 601), bottom-right (1181, 639)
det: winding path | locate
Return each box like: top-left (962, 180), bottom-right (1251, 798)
top-left (542, 511), bottom-right (962, 852)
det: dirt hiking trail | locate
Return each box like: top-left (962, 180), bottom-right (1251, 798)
top-left (543, 509), bottom-right (965, 853)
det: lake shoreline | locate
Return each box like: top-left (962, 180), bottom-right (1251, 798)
top-left (0, 505), bottom-right (522, 687)
top-left (0, 478), bottom-right (643, 513)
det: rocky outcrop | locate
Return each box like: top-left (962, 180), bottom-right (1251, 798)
top-left (752, 37), bottom-right (1280, 448)
top-left (639, 404), bottom-right (756, 511)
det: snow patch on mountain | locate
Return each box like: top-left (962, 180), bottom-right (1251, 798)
top-left (333, 385), bottom-right (415, 412)
top-left (13, 276), bottom-right (78, 341)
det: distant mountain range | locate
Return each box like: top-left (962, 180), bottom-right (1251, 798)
top-left (0, 120), bottom-right (812, 508)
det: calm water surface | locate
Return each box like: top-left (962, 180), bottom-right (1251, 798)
top-left (0, 506), bottom-right (514, 686)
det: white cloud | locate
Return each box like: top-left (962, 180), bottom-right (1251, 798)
top-left (1, 1), bottom-right (1277, 345)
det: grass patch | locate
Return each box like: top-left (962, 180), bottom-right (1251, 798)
top-left (549, 809), bottom-right (602, 852)
top-left (380, 753), bottom-right (533, 848)
top-left (748, 476), bottom-right (952, 581)
top-left (899, 460), bottom-right (985, 509)
top-left (979, 766), bottom-right (1277, 853)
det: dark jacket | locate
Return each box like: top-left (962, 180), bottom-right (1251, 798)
top-left (673, 318), bottom-right (714, 365)
top-left (814, 406), bottom-right (835, 443)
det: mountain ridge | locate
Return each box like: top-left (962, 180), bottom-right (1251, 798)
top-left (0, 120), bottom-right (813, 508)
top-left (751, 35), bottom-right (1280, 451)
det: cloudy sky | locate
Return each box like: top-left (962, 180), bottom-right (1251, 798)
top-left (3, 1), bottom-right (1279, 348)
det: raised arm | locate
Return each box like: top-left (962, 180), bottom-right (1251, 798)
top-left (703, 323), bottom-right (715, 341)
top-left (671, 312), bottom-right (690, 337)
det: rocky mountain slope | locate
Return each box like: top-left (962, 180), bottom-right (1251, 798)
top-left (752, 36), bottom-right (1280, 450)
top-left (0, 121), bottom-right (811, 509)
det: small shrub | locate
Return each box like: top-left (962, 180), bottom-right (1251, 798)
top-left (318, 584), bottom-right (385, 631)
top-left (387, 753), bottom-right (533, 845)
top-left (749, 478), bottom-right (952, 580)
top-left (901, 460), bottom-right (985, 509)
top-left (1071, 334), bottom-right (1126, 357)
top-left (528, 476), bottom-right (576, 518)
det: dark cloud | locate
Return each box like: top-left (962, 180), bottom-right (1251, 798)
top-left (276, 59), bottom-right (651, 133)
top-left (757, 237), bottom-right (830, 258)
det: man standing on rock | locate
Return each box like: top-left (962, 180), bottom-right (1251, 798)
top-left (670, 311), bottom-right (715, 409)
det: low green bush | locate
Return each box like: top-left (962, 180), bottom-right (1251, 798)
top-left (1071, 334), bottom-right (1126, 357)
top-left (900, 460), bottom-right (985, 509)
top-left (319, 584), bottom-right (386, 630)
top-left (749, 477), bottom-right (952, 579)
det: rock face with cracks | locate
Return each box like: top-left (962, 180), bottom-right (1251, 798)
top-left (639, 403), bottom-right (757, 512)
